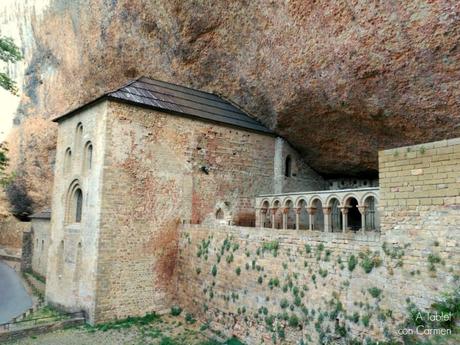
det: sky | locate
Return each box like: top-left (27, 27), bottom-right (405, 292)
top-left (0, 0), bottom-right (51, 142)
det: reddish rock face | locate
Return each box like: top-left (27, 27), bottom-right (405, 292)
top-left (13, 0), bottom-right (460, 183)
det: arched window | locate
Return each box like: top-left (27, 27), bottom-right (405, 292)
top-left (64, 148), bottom-right (72, 173)
top-left (216, 208), bottom-right (224, 220)
top-left (83, 142), bottom-right (93, 172)
top-left (285, 155), bottom-right (292, 177)
top-left (74, 189), bottom-right (83, 223)
top-left (66, 181), bottom-right (83, 224)
top-left (75, 123), bottom-right (83, 148)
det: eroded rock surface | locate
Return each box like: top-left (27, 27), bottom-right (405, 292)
top-left (4, 0), bottom-right (460, 209)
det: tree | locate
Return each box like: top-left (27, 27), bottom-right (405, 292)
top-left (0, 36), bottom-right (23, 94)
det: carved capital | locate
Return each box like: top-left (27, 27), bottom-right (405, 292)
top-left (339, 206), bottom-right (350, 214)
top-left (322, 207), bottom-right (332, 215)
top-left (357, 205), bottom-right (368, 215)
top-left (306, 207), bottom-right (317, 215)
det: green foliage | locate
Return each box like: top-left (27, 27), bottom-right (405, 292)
top-left (368, 287), bottom-right (382, 299)
top-left (268, 277), bottom-right (280, 289)
top-left (185, 312), bottom-right (196, 324)
top-left (294, 295), bottom-right (302, 307)
top-left (318, 268), bottom-right (328, 278)
top-left (348, 254), bottom-right (358, 272)
top-left (382, 242), bottom-right (405, 259)
top-left (211, 265), bottom-right (217, 277)
top-left (361, 314), bottom-right (370, 327)
top-left (431, 286), bottom-right (460, 329)
top-left (170, 305), bottom-right (182, 316)
top-left (197, 239), bottom-right (211, 258)
top-left (0, 36), bottom-right (23, 94)
top-left (90, 312), bottom-right (159, 331)
top-left (0, 143), bottom-right (9, 183)
top-left (226, 253), bottom-right (234, 264)
top-left (304, 244), bottom-right (312, 254)
top-left (257, 276), bottom-right (263, 284)
top-left (235, 267), bottom-right (241, 276)
top-left (427, 253), bottom-right (442, 271)
top-left (288, 313), bottom-right (300, 327)
top-left (280, 298), bottom-right (289, 309)
top-left (262, 240), bottom-right (279, 256)
top-left (265, 315), bottom-right (275, 330)
top-left (359, 251), bottom-right (381, 274)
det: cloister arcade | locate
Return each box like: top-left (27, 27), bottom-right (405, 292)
top-left (255, 188), bottom-right (379, 232)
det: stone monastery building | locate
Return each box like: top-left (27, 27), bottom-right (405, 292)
top-left (40, 77), bottom-right (459, 342)
top-left (46, 77), bottom-right (379, 322)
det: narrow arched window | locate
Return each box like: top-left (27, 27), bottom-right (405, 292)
top-left (216, 208), bottom-right (224, 220)
top-left (75, 123), bottom-right (83, 148)
top-left (66, 181), bottom-right (83, 224)
top-left (74, 189), bottom-right (83, 223)
top-left (285, 155), bottom-right (292, 177)
top-left (64, 148), bottom-right (72, 173)
top-left (83, 141), bottom-right (93, 172)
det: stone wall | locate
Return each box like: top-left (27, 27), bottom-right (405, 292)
top-left (30, 218), bottom-right (51, 278)
top-left (175, 138), bottom-right (460, 344)
top-left (92, 101), bottom-right (324, 323)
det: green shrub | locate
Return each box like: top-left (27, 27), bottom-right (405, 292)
top-left (361, 314), bottom-right (370, 327)
top-left (348, 255), bottom-right (357, 272)
top-left (280, 298), bottom-right (289, 309)
top-left (368, 287), bottom-right (382, 299)
top-left (211, 265), bottom-right (217, 277)
top-left (294, 295), bottom-right (302, 307)
top-left (235, 267), bottom-right (241, 276)
top-left (185, 312), bottom-right (196, 324)
top-left (305, 244), bottom-right (311, 254)
top-left (288, 314), bottom-right (299, 327)
top-left (170, 305), bottom-right (182, 316)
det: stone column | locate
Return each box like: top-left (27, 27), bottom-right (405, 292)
top-left (322, 207), bottom-right (332, 232)
top-left (339, 207), bottom-right (349, 233)
top-left (282, 207), bottom-right (289, 230)
top-left (357, 205), bottom-right (368, 233)
top-left (306, 207), bottom-right (316, 231)
top-left (270, 208), bottom-right (277, 229)
top-left (295, 208), bottom-right (301, 230)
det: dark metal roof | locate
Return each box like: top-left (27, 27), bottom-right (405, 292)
top-left (54, 77), bottom-right (274, 135)
top-left (30, 209), bottom-right (51, 220)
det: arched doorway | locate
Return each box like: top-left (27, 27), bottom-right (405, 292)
top-left (345, 197), bottom-right (361, 231)
top-left (260, 201), bottom-right (271, 228)
top-left (311, 199), bottom-right (324, 231)
top-left (364, 196), bottom-right (378, 231)
top-left (273, 200), bottom-right (283, 229)
top-left (285, 200), bottom-right (296, 229)
top-left (329, 198), bottom-right (342, 232)
top-left (297, 199), bottom-right (309, 230)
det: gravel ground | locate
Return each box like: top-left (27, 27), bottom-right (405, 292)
top-left (4, 315), bottom-right (220, 345)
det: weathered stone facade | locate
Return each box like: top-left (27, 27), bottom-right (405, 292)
top-left (46, 101), bottom-right (108, 321)
top-left (42, 77), bottom-right (459, 342)
top-left (46, 95), bottom-right (323, 324)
